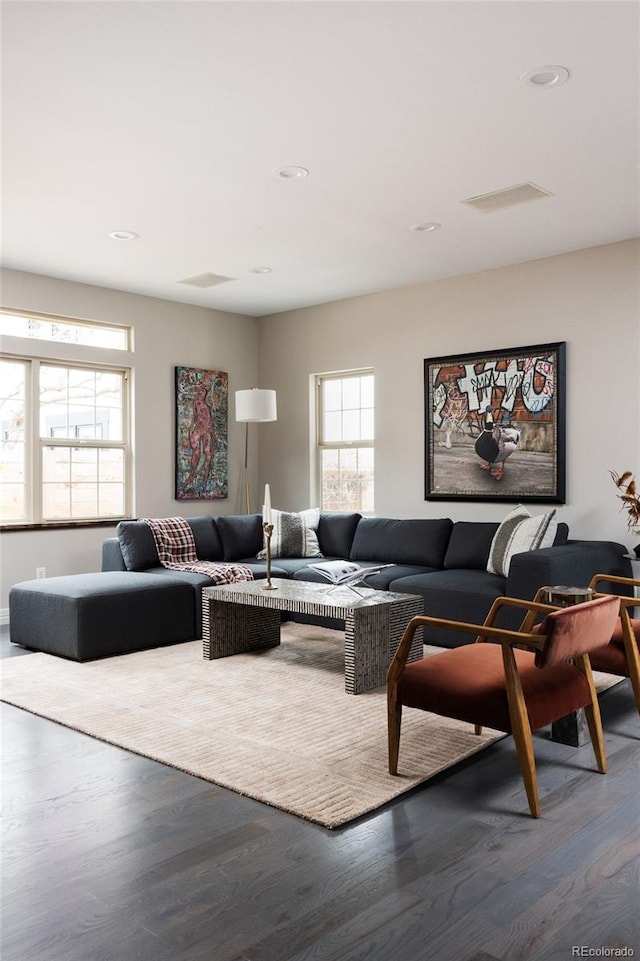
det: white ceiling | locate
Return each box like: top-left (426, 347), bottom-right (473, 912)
top-left (2, 1), bottom-right (639, 318)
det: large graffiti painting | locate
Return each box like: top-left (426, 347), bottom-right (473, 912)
top-left (424, 343), bottom-right (566, 503)
top-left (175, 366), bottom-right (228, 500)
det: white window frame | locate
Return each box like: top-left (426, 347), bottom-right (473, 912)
top-left (1, 310), bottom-right (133, 528)
top-left (315, 368), bottom-right (374, 513)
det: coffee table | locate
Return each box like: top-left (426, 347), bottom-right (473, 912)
top-left (201, 578), bottom-right (423, 694)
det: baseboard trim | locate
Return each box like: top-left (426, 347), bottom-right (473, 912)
top-left (0, 609), bottom-right (9, 626)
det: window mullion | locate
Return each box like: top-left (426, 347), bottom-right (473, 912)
top-left (30, 359), bottom-right (42, 523)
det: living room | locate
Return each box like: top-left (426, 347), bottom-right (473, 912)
top-left (1, 2), bottom-right (639, 960)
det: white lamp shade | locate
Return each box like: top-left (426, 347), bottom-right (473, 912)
top-left (235, 388), bottom-right (277, 423)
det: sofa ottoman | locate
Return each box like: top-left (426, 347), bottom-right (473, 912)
top-left (9, 572), bottom-right (196, 661)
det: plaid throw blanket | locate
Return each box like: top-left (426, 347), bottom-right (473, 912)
top-left (142, 517), bottom-right (253, 584)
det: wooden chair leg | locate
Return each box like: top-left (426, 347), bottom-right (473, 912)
top-left (510, 713), bottom-right (541, 818)
top-left (502, 645), bottom-right (541, 817)
top-left (388, 688), bottom-right (402, 775)
top-left (626, 658), bottom-right (640, 717)
top-left (575, 655), bottom-right (607, 773)
top-left (620, 611), bottom-right (640, 717)
top-left (583, 702), bottom-right (607, 773)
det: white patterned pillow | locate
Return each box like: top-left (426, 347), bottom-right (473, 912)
top-left (257, 508), bottom-right (323, 559)
top-left (487, 506), bottom-right (557, 577)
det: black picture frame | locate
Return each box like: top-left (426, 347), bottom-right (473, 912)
top-left (424, 342), bottom-right (566, 503)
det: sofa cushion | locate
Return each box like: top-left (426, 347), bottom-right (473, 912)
top-left (117, 516), bottom-right (223, 570)
top-left (487, 506), bottom-right (557, 577)
top-left (317, 512), bottom-right (361, 558)
top-left (116, 520), bottom-right (159, 571)
top-left (350, 517), bottom-right (453, 567)
top-left (444, 522), bottom-right (499, 570)
top-left (189, 516), bottom-right (223, 561)
top-left (554, 522), bottom-right (569, 545)
top-left (216, 514), bottom-right (264, 561)
top-left (257, 508), bottom-right (322, 559)
top-left (391, 569), bottom-right (507, 648)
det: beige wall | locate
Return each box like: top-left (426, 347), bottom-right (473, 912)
top-left (2, 240), bottom-right (639, 615)
top-left (0, 269), bottom-right (258, 611)
top-left (257, 239), bottom-right (640, 545)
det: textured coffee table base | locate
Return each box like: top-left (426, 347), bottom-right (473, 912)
top-left (202, 579), bottom-right (423, 694)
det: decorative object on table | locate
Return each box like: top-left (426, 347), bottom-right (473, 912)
top-left (175, 366), bottom-right (228, 500)
top-left (309, 559), bottom-right (394, 589)
top-left (261, 483), bottom-right (276, 590)
top-left (609, 469), bottom-right (640, 556)
top-left (235, 388), bottom-right (277, 512)
top-left (424, 342), bottom-right (566, 503)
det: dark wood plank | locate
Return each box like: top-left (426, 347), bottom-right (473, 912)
top-left (2, 626), bottom-right (639, 961)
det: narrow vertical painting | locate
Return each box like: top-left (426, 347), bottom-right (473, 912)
top-left (175, 366), bottom-right (228, 500)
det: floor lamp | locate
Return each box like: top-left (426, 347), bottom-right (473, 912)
top-left (235, 388), bottom-right (277, 513)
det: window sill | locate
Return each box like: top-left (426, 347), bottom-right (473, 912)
top-left (0, 519), bottom-right (129, 533)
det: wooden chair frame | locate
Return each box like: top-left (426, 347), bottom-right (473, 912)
top-left (527, 578), bottom-right (640, 713)
top-left (387, 596), bottom-right (612, 818)
top-left (589, 575), bottom-right (639, 713)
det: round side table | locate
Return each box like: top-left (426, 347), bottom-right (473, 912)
top-left (543, 584), bottom-right (596, 747)
top-left (623, 554), bottom-right (640, 597)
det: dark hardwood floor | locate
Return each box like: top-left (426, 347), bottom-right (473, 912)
top-left (2, 625), bottom-right (639, 961)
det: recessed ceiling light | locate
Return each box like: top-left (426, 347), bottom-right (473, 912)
top-left (275, 165), bottom-right (309, 180)
top-left (521, 65), bottom-right (569, 88)
top-left (409, 222), bottom-right (441, 232)
top-left (108, 230), bottom-right (139, 240)
top-left (249, 266), bottom-right (273, 274)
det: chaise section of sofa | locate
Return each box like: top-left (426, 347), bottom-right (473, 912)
top-left (9, 571), bottom-right (196, 660)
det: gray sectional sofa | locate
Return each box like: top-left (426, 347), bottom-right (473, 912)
top-left (10, 511), bottom-right (631, 660)
top-left (102, 511), bottom-right (631, 646)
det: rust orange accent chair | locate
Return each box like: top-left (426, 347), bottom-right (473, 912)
top-left (586, 574), bottom-right (640, 715)
top-left (387, 594), bottom-right (620, 818)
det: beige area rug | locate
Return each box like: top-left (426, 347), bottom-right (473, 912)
top-left (0, 624), bottom-right (620, 829)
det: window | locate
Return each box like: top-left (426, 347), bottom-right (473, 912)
top-left (1, 312), bottom-right (132, 526)
top-left (316, 370), bottom-right (374, 512)
top-left (0, 310), bottom-right (129, 350)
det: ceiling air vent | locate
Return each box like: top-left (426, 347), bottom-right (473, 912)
top-left (177, 272), bottom-right (236, 288)
top-left (461, 182), bottom-right (553, 213)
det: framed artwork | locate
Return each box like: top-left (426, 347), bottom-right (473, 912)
top-left (424, 342), bottom-right (566, 503)
top-left (175, 366), bottom-right (228, 500)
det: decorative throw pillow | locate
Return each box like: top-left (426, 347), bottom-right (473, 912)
top-left (258, 508), bottom-right (323, 559)
top-left (487, 505), bottom-right (557, 577)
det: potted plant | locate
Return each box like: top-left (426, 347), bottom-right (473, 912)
top-left (610, 469), bottom-right (640, 557)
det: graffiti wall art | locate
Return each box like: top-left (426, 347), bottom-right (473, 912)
top-left (175, 366), bottom-right (228, 500)
top-left (424, 342), bottom-right (566, 502)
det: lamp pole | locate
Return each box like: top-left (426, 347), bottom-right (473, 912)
top-left (235, 388), bottom-right (277, 513)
